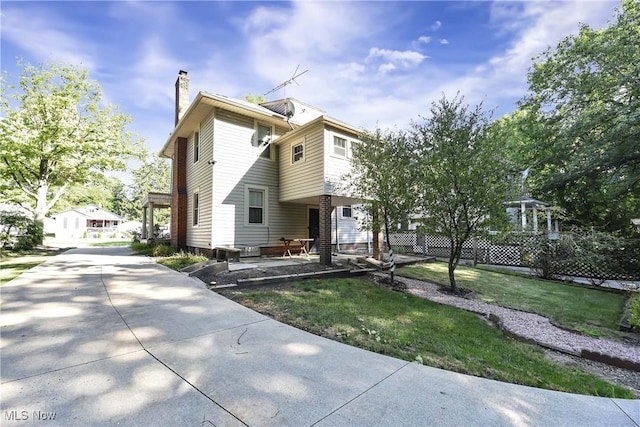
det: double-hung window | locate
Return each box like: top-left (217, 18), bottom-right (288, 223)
top-left (333, 136), bottom-right (347, 158)
top-left (193, 131), bottom-right (200, 163)
top-left (193, 192), bottom-right (199, 226)
top-left (246, 185), bottom-right (268, 226)
top-left (292, 141), bottom-right (304, 164)
top-left (255, 123), bottom-right (273, 159)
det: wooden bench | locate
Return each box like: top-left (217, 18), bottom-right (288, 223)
top-left (214, 246), bottom-right (242, 262)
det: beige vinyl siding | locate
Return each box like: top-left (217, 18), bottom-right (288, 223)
top-left (324, 126), bottom-right (357, 196)
top-left (186, 111), bottom-right (214, 249)
top-left (278, 121), bottom-right (325, 202)
top-left (211, 109), bottom-right (307, 248)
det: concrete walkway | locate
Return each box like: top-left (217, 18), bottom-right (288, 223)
top-left (1, 247), bottom-right (638, 426)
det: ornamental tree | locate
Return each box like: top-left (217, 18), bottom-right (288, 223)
top-left (348, 128), bottom-right (416, 283)
top-left (0, 62), bottom-right (143, 231)
top-left (411, 94), bottom-right (515, 292)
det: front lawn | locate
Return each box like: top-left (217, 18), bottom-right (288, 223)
top-left (398, 262), bottom-right (627, 336)
top-left (0, 247), bottom-right (66, 285)
top-left (229, 278), bottom-right (633, 398)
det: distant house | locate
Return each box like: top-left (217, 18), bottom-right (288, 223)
top-left (146, 70), bottom-right (371, 264)
top-left (46, 205), bottom-right (125, 239)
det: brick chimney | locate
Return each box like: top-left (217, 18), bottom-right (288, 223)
top-left (175, 70), bottom-right (189, 126)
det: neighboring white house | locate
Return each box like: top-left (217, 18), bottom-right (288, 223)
top-left (153, 70), bottom-right (370, 264)
top-left (45, 205), bottom-right (125, 239)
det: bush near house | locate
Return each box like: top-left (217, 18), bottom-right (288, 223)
top-left (530, 230), bottom-right (640, 282)
top-left (130, 241), bottom-right (206, 270)
top-left (0, 211), bottom-right (43, 252)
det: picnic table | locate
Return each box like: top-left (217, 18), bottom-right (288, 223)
top-left (279, 237), bottom-right (314, 258)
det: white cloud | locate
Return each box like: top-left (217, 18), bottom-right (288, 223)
top-left (1, 7), bottom-right (96, 70)
top-left (439, 39), bottom-right (449, 45)
top-left (431, 20), bottom-right (442, 31)
top-left (417, 35), bottom-right (432, 44)
top-left (425, 1), bottom-right (617, 119)
top-left (366, 48), bottom-right (427, 69)
top-left (378, 63), bottom-right (397, 74)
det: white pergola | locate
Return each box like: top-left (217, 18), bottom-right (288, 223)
top-left (505, 198), bottom-right (558, 234)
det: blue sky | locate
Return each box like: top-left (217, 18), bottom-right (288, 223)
top-left (1, 1), bottom-right (619, 165)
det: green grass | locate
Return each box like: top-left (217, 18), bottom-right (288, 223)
top-left (630, 293), bottom-right (640, 328)
top-left (90, 240), bottom-right (131, 247)
top-left (0, 247), bottom-right (66, 285)
top-left (398, 262), bottom-right (627, 336)
top-left (231, 278), bottom-right (633, 398)
top-left (157, 252), bottom-right (208, 271)
top-left (131, 241), bottom-right (155, 255)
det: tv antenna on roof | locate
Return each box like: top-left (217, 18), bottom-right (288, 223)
top-left (264, 64), bottom-right (308, 97)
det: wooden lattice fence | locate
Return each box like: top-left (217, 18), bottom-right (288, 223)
top-left (388, 232), bottom-right (640, 281)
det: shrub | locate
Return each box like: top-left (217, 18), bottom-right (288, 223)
top-left (131, 241), bottom-right (154, 255)
top-left (0, 211), bottom-right (42, 251)
top-left (152, 243), bottom-right (175, 257)
top-left (530, 229), bottom-right (640, 281)
top-left (157, 251), bottom-right (208, 271)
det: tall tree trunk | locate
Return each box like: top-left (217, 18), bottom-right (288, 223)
top-left (448, 239), bottom-right (461, 291)
top-left (34, 183), bottom-right (49, 222)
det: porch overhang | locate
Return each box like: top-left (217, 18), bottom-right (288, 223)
top-left (142, 192), bottom-right (172, 208)
top-left (280, 194), bottom-right (363, 207)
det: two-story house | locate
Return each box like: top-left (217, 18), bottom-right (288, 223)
top-left (154, 71), bottom-right (370, 265)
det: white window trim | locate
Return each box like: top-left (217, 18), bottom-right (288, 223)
top-left (332, 136), bottom-right (348, 159)
top-left (340, 205), bottom-right (353, 219)
top-left (244, 184), bottom-right (269, 226)
top-left (192, 189), bottom-right (200, 227)
top-left (291, 139), bottom-right (305, 165)
top-left (254, 121), bottom-right (275, 160)
top-left (193, 130), bottom-right (200, 164)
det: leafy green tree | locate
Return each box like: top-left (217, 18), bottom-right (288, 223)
top-left (127, 155), bottom-right (171, 224)
top-left (0, 62), bottom-right (144, 233)
top-left (411, 94), bottom-right (514, 292)
top-left (51, 175), bottom-right (124, 215)
top-left (519, 0), bottom-right (639, 235)
top-left (245, 93), bottom-right (266, 104)
top-left (349, 128), bottom-right (415, 283)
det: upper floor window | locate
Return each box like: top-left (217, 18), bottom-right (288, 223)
top-left (254, 123), bottom-right (273, 159)
top-left (193, 131), bottom-right (200, 163)
top-left (333, 136), bottom-right (347, 158)
top-left (292, 141), bottom-right (304, 164)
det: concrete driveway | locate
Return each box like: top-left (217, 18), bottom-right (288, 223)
top-left (1, 247), bottom-right (638, 426)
